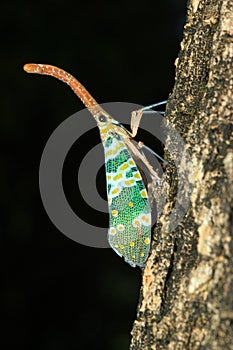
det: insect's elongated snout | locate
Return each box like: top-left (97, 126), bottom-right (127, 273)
top-left (24, 63), bottom-right (44, 74)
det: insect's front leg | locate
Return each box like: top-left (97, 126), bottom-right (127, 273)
top-left (124, 138), bottom-right (160, 207)
top-left (124, 138), bottom-right (160, 184)
top-left (129, 100), bottom-right (168, 138)
top-left (130, 109), bottom-right (143, 138)
top-left (127, 101), bottom-right (169, 206)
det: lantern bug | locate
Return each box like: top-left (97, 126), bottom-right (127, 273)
top-left (23, 63), bottom-right (168, 267)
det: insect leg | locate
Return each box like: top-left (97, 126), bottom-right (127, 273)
top-left (124, 138), bottom-right (169, 206)
top-left (124, 138), bottom-right (160, 183)
top-left (138, 142), bottom-right (170, 166)
top-left (130, 100), bottom-right (168, 137)
top-left (140, 100), bottom-right (168, 111)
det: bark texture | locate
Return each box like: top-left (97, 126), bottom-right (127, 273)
top-left (130, 0), bottom-right (233, 349)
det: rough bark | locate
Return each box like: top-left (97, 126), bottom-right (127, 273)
top-left (130, 0), bottom-right (233, 349)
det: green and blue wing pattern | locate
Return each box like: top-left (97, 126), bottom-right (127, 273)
top-left (104, 133), bottom-right (151, 267)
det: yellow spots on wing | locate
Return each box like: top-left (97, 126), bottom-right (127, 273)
top-left (107, 175), bottom-right (111, 181)
top-left (106, 149), bottom-right (113, 157)
top-left (140, 213), bottom-right (151, 226)
top-left (117, 224), bottom-right (125, 231)
top-left (129, 159), bottom-right (135, 166)
top-left (132, 213), bottom-right (151, 229)
top-left (113, 143), bottom-right (124, 154)
top-left (111, 187), bottom-right (120, 195)
top-left (110, 186), bottom-right (122, 198)
top-left (111, 209), bottom-right (118, 217)
top-left (113, 173), bottom-right (123, 181)
top-left (108, 197), bottom-right (112, 205)
top-left (141, 252), bottom-right (145, 257)
top-left (145, 238), bottom-right (150, 245)
top-left (134, 172), bottom-right (141, 179)
top-left (113, 147), bottom-right (120, 155)
top-left (132, 255), bottom-right (135, 259)
top-left (100, 125), bottom-right (112, 134)
top-left (128, 201), bottom-right (134, 208)
top-left (115, 244), bottom-right (119, 248)
top-left (140, 189), bottom-right (148, 198)
top-left (106, 143), bottom-right (125, 158)
top-left (119, 163), bottom-right (129, 171)
top-left (124, 179), bottom-right (135, 186)
top-left (141, 214), bottom-right (150, 224)
top-left (129, 241), bottom-right (135, 247)
top-left (109, 227), bottom-right (116, 235)
top-left (120, 245), bottom-right (125, 250)
top-left (133, 218), bottom-right (141, 228)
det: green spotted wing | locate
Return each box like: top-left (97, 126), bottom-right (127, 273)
top-left (104, 132), bottom-right (151, 267)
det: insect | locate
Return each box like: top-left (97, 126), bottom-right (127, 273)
top-left (23, 63), bottom-right (167, 267)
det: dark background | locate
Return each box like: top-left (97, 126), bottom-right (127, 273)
top-left (1, 1), bottom-right (186, 349)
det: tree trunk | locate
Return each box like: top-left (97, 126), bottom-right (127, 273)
top-left (130, 0), bottom-right (233, 349)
